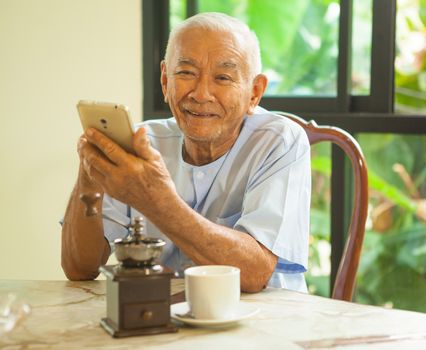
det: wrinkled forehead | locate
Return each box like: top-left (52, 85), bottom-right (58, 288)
top-left (169, 27), bottom-right (250, 71)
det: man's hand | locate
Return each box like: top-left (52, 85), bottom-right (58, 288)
top-left (79, 127), bottom-right (177, 219)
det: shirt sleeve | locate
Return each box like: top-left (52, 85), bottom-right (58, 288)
top-left (102, 196), bottom-right (131, 250)
top-left (234, 124), bottom-right (311, 274)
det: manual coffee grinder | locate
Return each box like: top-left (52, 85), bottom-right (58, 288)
top-left (80, 193), bottom-right (178, 337)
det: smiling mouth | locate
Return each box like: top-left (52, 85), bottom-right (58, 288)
top-left (184, 109), bottom-right (218, 117)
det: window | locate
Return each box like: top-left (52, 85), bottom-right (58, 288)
top-left (142, 0), bottom-right (426, 312)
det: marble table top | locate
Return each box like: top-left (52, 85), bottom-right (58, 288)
top-left (1, 279), bottom-right (426, 349)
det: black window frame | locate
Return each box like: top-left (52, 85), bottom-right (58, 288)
top-left (142, 0), bottom-right (426, 294)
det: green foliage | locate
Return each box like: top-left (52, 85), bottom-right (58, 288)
top-left (311, 156), bottom-right (331, 176)
top-left (356, 224), bottom-right (426, 311)
top-left (395, 0), bottom-right (426, 112)
top-left (307, 275), bottom-right (330, 297)
top-left (420, 0), bottom-right (426, 25)
top-left (368, 170), bottom-right (416, 212)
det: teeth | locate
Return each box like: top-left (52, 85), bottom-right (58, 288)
top-left (184, 109), bottom-right (216, 117)
top-left (189, 110), bottom-right (209, 116)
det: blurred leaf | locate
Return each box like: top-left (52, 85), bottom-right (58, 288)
top-left (386, 224), bottom-right (426, 274)
top-left (368, 170), bottom-right (417, 212)
top-left (306, 275), bottom-right (330, 297)
top-left (246, 0), bottom-right (309, 70)
top-left (419, 0), bottom-right (426, 26)
top-left (310, 208), bottom-right (330, 239)
top-left (311, 152), bottom-right (417, 212)
top-left (359, 134), bottom-right (416, 186)
top-left (311, 156), bottom-right (331, 175)
top-left (358, 231), bottom-right (385, 274)
top-left (373, 265), bottom-right (426, 312)
top-left (198, 0), bottom-right (243, 14)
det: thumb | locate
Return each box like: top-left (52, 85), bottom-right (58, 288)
top-left (133, 127), bottom-right (158, 161)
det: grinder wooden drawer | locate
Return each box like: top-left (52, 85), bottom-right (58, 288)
top-left (122, 301), bottom-right (169, 329)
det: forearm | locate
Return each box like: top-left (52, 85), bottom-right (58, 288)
top-left (61, 171), bottom-right (110, 280)
top-left (140, 196), bottom-right (277, 293)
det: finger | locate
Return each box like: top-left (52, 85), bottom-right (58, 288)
top-left (85, 128), bottom-right (130, 166)
top-left (77, 136), bottom-right (88, 159)
top-left (78, 136), bottom-right (103, 164)
top-left (133, 127), bottom-right (159, 161)
top-left (77, 160), bottom-right (104, 191)
top-left (80, 138), bottom-right (116, 178)
top-left (82, 155), bottom-right (108, 185)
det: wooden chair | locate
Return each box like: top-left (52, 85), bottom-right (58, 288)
top-left (275, 111), bottom-right (369, 301)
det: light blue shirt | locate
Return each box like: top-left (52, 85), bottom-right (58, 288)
top-left (102, 106), bottom-right (311, 292)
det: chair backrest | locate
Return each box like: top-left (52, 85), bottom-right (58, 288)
top-left (275, 111), bottom-right (369, 301)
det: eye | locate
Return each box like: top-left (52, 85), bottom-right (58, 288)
top-left (215, 74), bottom-right (235, 84)
top-left (216, 75), bottom-right (232, 81)
top-left (175, 70), bottom-right (195, 76)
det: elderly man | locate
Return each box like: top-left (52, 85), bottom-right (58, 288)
top-left (61, 12), bottom-right (311, 293)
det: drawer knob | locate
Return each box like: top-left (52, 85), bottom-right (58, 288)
top-left (141, 310), bottom-right (153, 321)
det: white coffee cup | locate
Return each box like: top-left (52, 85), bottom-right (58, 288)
top-left (184, 265), bottom-right (240, 320)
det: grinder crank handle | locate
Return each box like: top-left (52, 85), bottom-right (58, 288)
top-left (79, 192), bottom-right (130, 229)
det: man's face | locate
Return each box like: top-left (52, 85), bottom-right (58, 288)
top-left (161, 28), bottom-right (260, 148)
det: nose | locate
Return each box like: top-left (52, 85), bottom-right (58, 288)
top-left (188, 75), bottom-right (214, 103)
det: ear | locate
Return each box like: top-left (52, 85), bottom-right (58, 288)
top-left (160, 60), bottom-right (168, 103)
top-left (247, 74), bottom-right (268, 115)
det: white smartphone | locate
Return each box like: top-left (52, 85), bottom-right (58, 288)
top-left (77, 100), bottom-right (135, 154)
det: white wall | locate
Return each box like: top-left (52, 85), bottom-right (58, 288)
top-left (0, 0), bottom-right (142, 279)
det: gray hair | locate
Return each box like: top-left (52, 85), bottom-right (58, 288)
top-left (164, 12), bottom-right (262, 79)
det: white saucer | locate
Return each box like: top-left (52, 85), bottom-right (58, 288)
top-left (171, 302), bottom-right (260, 328)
